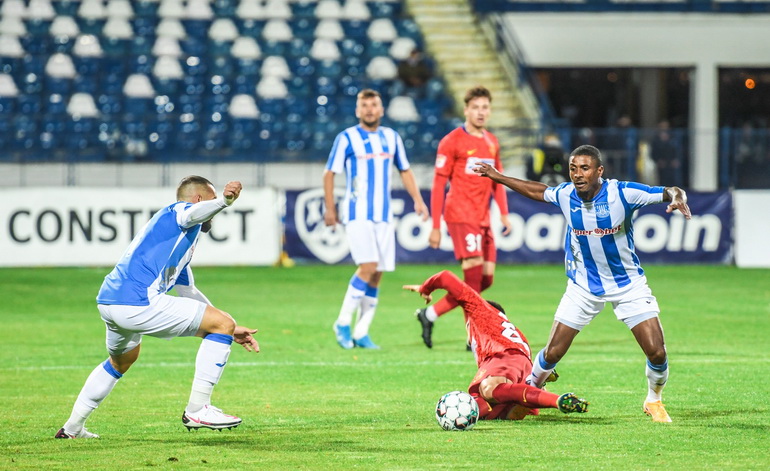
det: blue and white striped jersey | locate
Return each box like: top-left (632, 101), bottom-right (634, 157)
top-left (325, 125), bottom-right (410, 224)
top-left (544, 179), bottom-right (665, 296)
top-left (96, 199), bottom-right (225, 306)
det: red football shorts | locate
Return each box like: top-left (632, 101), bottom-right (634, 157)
top-left (468, 350), bottom-right (537, 421)
top-left (446, 223), bottom-right (496, 261)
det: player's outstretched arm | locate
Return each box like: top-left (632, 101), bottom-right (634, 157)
top-left (663, 186), bottom-right (692, 219)
top-left (474, 163), bottom-right (548, 202)
top-left (233, 326), bottom-right (259, 352)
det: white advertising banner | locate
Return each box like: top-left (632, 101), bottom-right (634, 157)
top-left (0, 188), bottom-right (282, 267)
top-left (734, 190), bottom-right (770, 268)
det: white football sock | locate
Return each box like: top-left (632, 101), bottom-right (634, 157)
top-left (335, 275), bottom-right (367, 326)
top-left (425, 305), bottom-right (438, 322)
top-left (64, 359), bottom-right (122, 433)
top-left (353, 293), bottom-right (378, 340)
top-left (187, 334), bottom-right (232, 413)
top-left (526, 349), bottom-right (557, 388)
top-left (645, 360), bottom-right (669, 402)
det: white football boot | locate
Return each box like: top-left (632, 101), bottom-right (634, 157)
top-left (182, 405), bottom-right (242, 431)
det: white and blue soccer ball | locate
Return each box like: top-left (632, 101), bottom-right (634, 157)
top-left (435, 391), bottom-right (479, 431)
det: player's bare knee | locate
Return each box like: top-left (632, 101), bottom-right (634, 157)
top-left (213, 313), bottom-right (236, 335)
top-left (647, 347), bottom-right (667, 365)
top-left (478, 377), bottom-right (504, 401)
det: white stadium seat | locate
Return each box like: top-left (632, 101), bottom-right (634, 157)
top-left (123, 73), bottom-right (156, 98)
top-left (367, 18), bottom-right (397, 42)
top-left (314, 19), bottom-right (344, 41)
top-left (232, 37), bottom-right (262, 60)
top-left (386, 95), bottom-right (420, 122)
top-left (67, 92), bottom-right (100, 118)
top-left (153, 55), bottom-right (185, 79)
top-left (152, 36), bottom-right (183, 57)
top-left (256, 75), bottom-right (288, 99)
top-left (230, 94), bottom-right (261, 118)
top-left (366, 55), bottom-right (397, 80)
top-left (73, 34), bottom-right (104, 57)
top-left (45, 53), bottom-right (77, 79)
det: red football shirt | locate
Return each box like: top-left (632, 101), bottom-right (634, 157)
top-left (419, 270), bottom-right (532, 366)
top-left (431, 126), bottom-right (508, 228)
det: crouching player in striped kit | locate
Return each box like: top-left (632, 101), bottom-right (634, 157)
top-left (55, 177), bottom-right (259, 438)
top-left (474, 144), bottom-right (692, 422)
top-left (323, 89), bottom-right (429, 349)
top-left (404, 270), bottom-right (589, 420)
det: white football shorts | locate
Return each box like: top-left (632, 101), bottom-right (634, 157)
top-left (554, 276), bottom-right (660, 331)
top-left (344, 219), bottom-right (396, 272)
top-left (98, 293), bottom-right (207, 356)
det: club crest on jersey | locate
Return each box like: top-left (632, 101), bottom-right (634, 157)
top-left (436, 154), bottom-right (447, 168)
top-left (294, 188), bottom-right (350, 264)
top-left (594, 202), bottom-right (611, 218)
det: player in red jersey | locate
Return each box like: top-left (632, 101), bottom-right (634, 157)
top-left (404, 270), bottom-right (589, 420)
top-left (415, 86), bottom-right (513, 349)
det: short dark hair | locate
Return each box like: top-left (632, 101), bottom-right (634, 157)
top-left (177, 175), bottom-right (214, 200)
top-left (486, 300), bottom-right (505, 314)
top-left (357, 88), bottom-right (381, 100)
top-left (464, 86), bottom-right (492, 105)
top-left (569, 144), bottom-right (603, 168)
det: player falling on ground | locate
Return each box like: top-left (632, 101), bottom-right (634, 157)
top-left (405, 270), bottom-right (589, 420)
top-left (55, 177), bottom-right (259, 438)
top-left (324, 88), bottom-right (429, 350)
top-left (474, 144), bottom-right (692, 422)
top-left (415, 86), bottom-right (512, 349)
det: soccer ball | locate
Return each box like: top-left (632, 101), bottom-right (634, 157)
top-left (435, 391), bottom-right (479, 431)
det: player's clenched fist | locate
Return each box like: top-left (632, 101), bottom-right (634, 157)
top-left (223, 181), bottom-right (242, 205)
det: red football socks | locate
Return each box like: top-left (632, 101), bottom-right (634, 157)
top-left (491, 383), bottom-right (559, 409)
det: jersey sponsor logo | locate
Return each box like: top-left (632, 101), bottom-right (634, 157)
top-left (357, 152), bottom-right (391, 160)
top-left (572, 224), bottom-right (622, 237)
top-left (570, 207), bottom-right (581, 213)
top-left (465, 157), bottom-right (495, 175)
top-left (467, 149), bottom-right (477, 155)
top-left (436, 154), bottom-right (447, 168)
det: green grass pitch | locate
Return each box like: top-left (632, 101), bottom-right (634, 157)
top-left (1, 264), bottom-right (769, 470)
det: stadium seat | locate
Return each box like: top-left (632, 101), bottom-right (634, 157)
top-left (262, 19), bottom-right (293, 42)
top-left (386, 95), bottom-right (420, 122)
top-left (342, 0), bottom-right (371, 21)
top-left (367, 18), bottom-right (398, 42)
top-left (236, 1), bottom-right (266, 21)
top-left (152, 36), bottom-right (184, 57)
top-left (314, 19), bottom-right (345, 41)
top-left (28, 0), bottom-right (56, 20)
top-left (0, 36), bottom-right (25, 63)
top-left (310, 38), bottom-right (341, 61)
top-left (106, 0), bottom-right (135, 19)
top-left (0, 74), bottom-right (19, 113)
top-left (315, 0), bottom-right (343, 20)
top-left (0, 17), bottom-right (27, 37)
top-left (365, 56), bottom-right (397, 80)
top-left (213, 0), bottom-right (237, 18)
top-left (292, 18), bottom-right (318, 41)
top-left (186, 0), bottom-right (214, 20)
top-left (1, 0), bottom-right (27, 18)
top-left (263, 0), bottom-right (293, 20)
top-left (257, 76), bottom-right (288, 99)
top-left (209, 18), bottom-right (240, 41)
top-left (261, 55), bottom-right (291, 79)
top-left (232, 37), bottom-right (262, 60)
top-left (158, 0), bottom-right (185, 19)
top-left (156, 18), bottom-right (187, 39)
top-left (390, 37), bottom-right (418, 61)
top-left (292, 1), bottom-right (317, 19)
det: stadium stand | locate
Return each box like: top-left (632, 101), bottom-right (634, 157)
top-left (0, 0), bottom-right (454, 162)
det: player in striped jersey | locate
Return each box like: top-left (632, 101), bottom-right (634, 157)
top-left (474, 144), bottom-right (691, 422)
top-left (55, 177), bottom-right (259, 439)
top-left (323, 89), bottom-right (429, 349)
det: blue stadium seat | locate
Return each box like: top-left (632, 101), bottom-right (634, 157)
top-left (21, 34), bottom-right (52, 55)
top-left (18, 92), bottom-right (41, 114)
top-left (53, 1), bottom-right (80, 16)
top-left (286, 76), bottom-right (311, 98)
top-left (66, 117), bottom-right (103, 160)
top-left (316, 59), bottom-right (343, 79)
top-left (291, 56), bottom-right (315, 78)
top-left (147, 114), bottom-right (176, 155)
top-left (96, 93), bottom-right (123, 116)
top-left (261, 40), bottom-right (287, 56)
top-left (230, 117), bottom-right (259, 153)
top-left (342, 20), bottom-right (368, 39)
top-left (179, 93), bottom-right (204, 114)
top-left (291, 18), bottom-right (317, 41)
top-left (134, 0), bottom-right (160, 18)
top-left (132, 17), bottom-right (158, 38)
top-left (12, 114), bottom-right (37, 152)
top-left (292, 2), bottom-right (317, 19)
top-left (236, 19), bottom-right (266, 38)
top-left (213, 0), bottom-right (237, 18)
top-left (175, 114), bottom-right (202, 154)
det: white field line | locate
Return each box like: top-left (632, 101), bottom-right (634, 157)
top-left (4, 356), bottom-right (769, 372)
